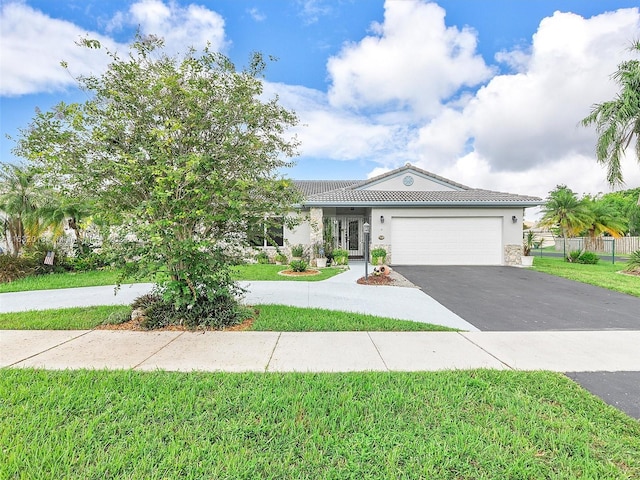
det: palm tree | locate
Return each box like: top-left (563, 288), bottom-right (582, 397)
top-left (539, 185), bottom-right (593, 239)
top-left (0, 164), bottom-right (45, 255)
top-left (583, 197), bottom-right (627, 251)
top-left (581, 40), bottom-right (640, 205)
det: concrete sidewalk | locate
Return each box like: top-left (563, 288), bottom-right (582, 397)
top-left (2, 329), bottom-right (639, 373)
top-left (0, 263), bottom-right (477, 331)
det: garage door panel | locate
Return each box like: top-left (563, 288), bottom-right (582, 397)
top-left (392, 217), bottom-right (502, 265)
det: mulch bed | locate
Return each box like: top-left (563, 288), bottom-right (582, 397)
top-left (96, 316), bottom-right (256, 332)
top-left (277, 269), bottom-right (321, 276)
top-left (357, 275), bottom-right (394, 285)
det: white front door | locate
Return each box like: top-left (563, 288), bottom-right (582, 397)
top-left (336, 217), bottom-right (364, 256)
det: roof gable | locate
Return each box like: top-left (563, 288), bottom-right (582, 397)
top-left (355, 164), bottom-right (467, 192)
top-left (293, 163), bottom-right (542, 207)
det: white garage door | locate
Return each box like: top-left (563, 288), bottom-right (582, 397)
top-left (391, 217), bottom-right (503, 265)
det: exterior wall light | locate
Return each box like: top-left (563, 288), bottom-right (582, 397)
top-left (380, 215), bottom-right (384, 224)
top-left (512, 215), bottom-right (518, 223)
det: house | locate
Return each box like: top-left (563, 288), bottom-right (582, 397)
top-left (264, 164), bottom-right (542, 266)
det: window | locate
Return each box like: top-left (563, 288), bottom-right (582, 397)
top-left (248, 218), bottom-right (284, 247)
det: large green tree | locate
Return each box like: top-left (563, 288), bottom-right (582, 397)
top-left (15, 36), bottom-right (301, 327)
top-left (581, 40), bottom-right (640, 205)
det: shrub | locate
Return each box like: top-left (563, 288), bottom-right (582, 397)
top-left (69, 242), bottom-right (112, 272)
top-left (333, 248), bottom-right (349, 265)
top-left (21, 241), bottom-right (69, 274)
top-left (290, 244), bottom-right (305, 257)
top-left (131, 291), bottom-right (251, 330)
top-left (624, 250), bottom-right (640, 273)
top-left (371, 247), bottom-right (387, 264)
top-left (255, 251), bottom-right (270, 264)
top-left (275, 253), bottom-right (288, 264)
top-left (0, 254), bottom-right (36, 283)
top-left (289, 259), bottom-right (308, 272)
top-left (567, 250), bottom-right (600, 264)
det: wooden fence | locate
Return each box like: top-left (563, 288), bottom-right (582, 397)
top-left (554, 237), bottom-right (640, 255)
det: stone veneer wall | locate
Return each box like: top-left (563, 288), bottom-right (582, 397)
top-left (504, 244), bottom-right (523, 266)
top-left (309, 208), bottom-right (323, 258)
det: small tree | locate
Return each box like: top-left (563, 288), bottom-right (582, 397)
top-left (539, 185), bottom-right (592, 239)
top-left (15, 35), bottom-right (301, 327)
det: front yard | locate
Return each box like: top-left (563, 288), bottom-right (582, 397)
top-left (2, 369), bottom-right (638, 479)
top-left (532, 256), bottom-right (640, 297)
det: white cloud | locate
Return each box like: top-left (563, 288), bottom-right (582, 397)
top-left (326, 0), bottom-right (493, 118)
top-left (297, 0), bottom-right (332, 25)
top-left (407, 7), bottom-right (640, 200)
top-left (247, 8), bottom-right (266, 22)
top-left (0, 2), bottom-right (120, 96)
top-left (264, 82), bottom-right (414, 165)
top-left (126, 0), bottom-right (228, 55)
top-left (0, 0), bottom-right (228, 97)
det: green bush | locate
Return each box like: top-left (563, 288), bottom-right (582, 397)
top-left (333, 248), bottom-right (349, 265)
top-left (255, 251), bottom-right (270, 264)
top-left (0, 254), bottom-right (36, 283)
top-left (131, 291), bottom-right (251, 330)
top-left (371, 247), bottom-right (387, 264)
top-left (21, 241), bottom-right (69, 274)
top-left (567, 250), bottom-right (600, 264)
top-left (624, 250), bottom-right (640, 273)
top-left (289, 259), bottom-right (309, 272)
top-left (275, 253), bottom-right (288, 264)
top-left (290, 244), bottom-right (305, 257)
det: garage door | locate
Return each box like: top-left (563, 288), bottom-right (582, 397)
top-left (391, 217), bottom-right (502, 265)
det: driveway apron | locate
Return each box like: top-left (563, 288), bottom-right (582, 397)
top-left (392, 266), bottom-right (640, 331)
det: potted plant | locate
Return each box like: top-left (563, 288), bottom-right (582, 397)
top-left (371, 247), bottom-right (387, 265)
top-left (290, 244), bottom-right (304, 261)
top-left (274, 253), bottom-right (288, 265)
top-left (313, 242), bottom-right (327, 268)
top-left (522, 230), bottom-right (535, 267)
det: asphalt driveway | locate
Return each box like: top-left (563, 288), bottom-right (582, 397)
top-left (393, 266), bottom-right (640, 419)
top-left (393, 266), bottom-right (640, 331)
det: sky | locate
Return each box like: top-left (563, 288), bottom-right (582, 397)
top-left (1, 0), bottom-right (640, 219)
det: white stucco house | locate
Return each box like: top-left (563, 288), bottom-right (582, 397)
top-left (261, 164), bottom-right (542, 266)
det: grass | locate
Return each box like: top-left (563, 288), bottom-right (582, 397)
top-left (532, 256), bottom-right (640, 297)
top-left (250, 305), bottom-right (455, 331)
top-left (0, 305), bottom-right (131, 330)
top-left (1, 369), bottom-right (638, 479)
top-left (0, 264), bottom-right (344, 293)
top-left (0, 269), bottom-right (124, 293)
top-left (232, 263), bottom-right (345, 281)
top-left (0, 304), bottom-right (450, 332)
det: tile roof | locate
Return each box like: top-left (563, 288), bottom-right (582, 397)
top-left (303, 188), bottom-right (541, 205)
top-left (292, 165), bottom-right (542, 207)
top-left (293, 180), bottom-right (360, 196)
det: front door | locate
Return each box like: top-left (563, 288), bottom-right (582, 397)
top-left (337, 217), bottom-right (364, 256)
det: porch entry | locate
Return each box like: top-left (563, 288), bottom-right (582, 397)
top-left (327, 216), bottom-right (369, 257)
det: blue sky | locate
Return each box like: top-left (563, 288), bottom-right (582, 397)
top-left (1, 0), bottom-right (639, 212)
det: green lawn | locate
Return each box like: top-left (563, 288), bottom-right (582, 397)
top-left (249, 305), bottom-right (454, 331)
top-left (0, 304), bottom-right (450, 332)
top-left (0, 269), bottom-right (124, 293)
top-left (0, 264), bottom-right (344, 293)
top-left (0, 305), bottom-right (130, 330)
top-left (232, 263), bottom-right (345, 281)
top-left (532, 256), bottom-right (640, 297)
top-left (1, 369), bottom-right (638, 479)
